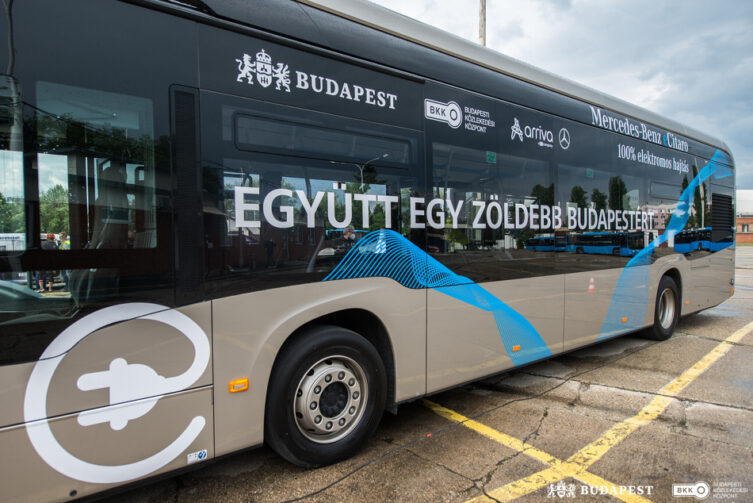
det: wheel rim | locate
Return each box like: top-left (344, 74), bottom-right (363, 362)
top-left (658, 287), bottom-right (676, 330)
top-left (293, 355), bottom-right (368, 444)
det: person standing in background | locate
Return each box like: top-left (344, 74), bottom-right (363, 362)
top-left (59, 231), bottom-right (71, 291)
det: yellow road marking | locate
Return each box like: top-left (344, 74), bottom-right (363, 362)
top-left (425, 401), bottom-right (652, 503)
top-left (569, 319), bottom-right (753, 469)
top-left (464, 467), bottom-right (563, 503)
top-left (425, 401), bottom-right (562, 467)
top-left (441, 319), bottom-right (753, 502)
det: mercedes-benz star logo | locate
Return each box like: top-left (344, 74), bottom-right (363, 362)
top-left (558, 128), bottom-right (571, 150)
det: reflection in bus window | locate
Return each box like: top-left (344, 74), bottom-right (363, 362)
top-left (0, 150), bottom-right (25, 256)
top-left (430, 142), bottom-right (556, 282)
top-left (0, 81), bottom-right (170, 364)
top-left (202, 154), bottom-right (417, 298)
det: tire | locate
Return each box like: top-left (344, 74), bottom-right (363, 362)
top-left (643, 276), bottom-right (680, 341)
top-left (264, 325), bottom-right (386, 467)
top-left (576, 247), bottom-right (584, 254)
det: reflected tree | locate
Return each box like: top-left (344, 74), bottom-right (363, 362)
top-left (0, 192), bottom-right (24, 233)
top-left (530, 183), bottom-right (554, 206)
top-left (569, 185), bottom-right (588, 208)
top-left (39, 184), bottom-right (69, 234)
top-left (608, 176), bottom-right (627, 211)
top-left (591, 188), bottom-right (607, 211)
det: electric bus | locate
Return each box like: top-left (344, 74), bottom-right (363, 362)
top-left (0, 0), bottom-right (736, 501)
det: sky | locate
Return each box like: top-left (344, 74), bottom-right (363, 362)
top-left (368, 0), bottom-right (753, 189)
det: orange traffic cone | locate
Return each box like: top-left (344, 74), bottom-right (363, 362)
top-left (587, 276), bottom-right (596, 294)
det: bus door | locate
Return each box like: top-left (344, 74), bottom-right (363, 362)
top-left (0, 2), bottom-right (216, 500)
top-left (425, 86), bottom-right (564, 391)
top-left (557, 127), bottom-right (648, 350)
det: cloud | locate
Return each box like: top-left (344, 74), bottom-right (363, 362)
top-left (368, 0), bottom-right (753, 188)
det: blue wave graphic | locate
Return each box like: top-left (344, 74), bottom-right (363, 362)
top-left (323, 229), bottom-right (472, 288)
top-left (323, 229), bottom-right (551, 366)
top-left (597, 150), bottom-right (731, 340)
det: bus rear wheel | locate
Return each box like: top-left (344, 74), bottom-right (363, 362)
top-left (643, 276), bottom-right (680, 341)
top-left (265, 325), bottom-right (386, 468)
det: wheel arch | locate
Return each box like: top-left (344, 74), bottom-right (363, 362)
top-left (269, 309), bottom-right (397, 414)
top-left (662, 267), bottom-right (683, 303)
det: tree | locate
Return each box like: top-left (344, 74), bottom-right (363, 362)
top-left (0, 192), bottom-right (24, 233)
top-left (530, 183), bottom-right (554, 206)
top-left (0, 192), bottom-right (13, 232)
top-left (516, 229), bottom-right (534, 250)
top-left (39, 184), bottom-right (69, 234)
top-left (591, 188), bottom-right (607, 211)
top-left (608, 176), bottom-right (627, 210)
top-left (569, 186), bottom-right (588, 208)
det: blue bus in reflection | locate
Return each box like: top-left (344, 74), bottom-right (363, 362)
top-left (526, 232), bottom-right (645, 256)
top-left (674, 227), bottom-right (732, 253)
top-left (524, 236), bottom-right (556, 252)
top-left (524, 232), bottom-right (569, 252)
top-left (525, 232), bottom-right (647, 256)
top-left (566, 231), bottom-right (645, 256)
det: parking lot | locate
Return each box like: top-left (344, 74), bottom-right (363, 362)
top-left (111, 247), bottom-right (753, 503)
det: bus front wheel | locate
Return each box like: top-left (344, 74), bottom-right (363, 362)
top-left (265, 325), bottom-right (386, 467)
top-left (643, 276), bottom-right (680, 341)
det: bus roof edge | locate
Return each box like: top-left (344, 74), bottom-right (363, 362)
top-left (297, 0), bottom-right (731, 156)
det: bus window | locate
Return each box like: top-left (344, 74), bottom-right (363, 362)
top-left (200, 91), bottom-right (423, 298)
top-left (36, 82), bottom-right (158, 252)
top-left (235, 114), bottom-right (412, 166)
top-left (430, 141), bottom-right (556, 281)
top-left (0, 150), bottom-right (24, 254)
top-left (202, 154), bottom-right (419, 298)
top-left (0, 81), bottom-right (172, 365)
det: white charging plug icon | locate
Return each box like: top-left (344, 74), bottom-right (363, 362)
top-left (25, 304), bottom-right (212, 484)
top-left (77, 358), bottom-right (170, 430)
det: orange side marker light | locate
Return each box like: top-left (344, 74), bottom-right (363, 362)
top-left (621, 317), bottom-right (628, 323)
top-left (229, 378), bottom-right (249, 393)
top-left (513, 345), bottom-right (521, 352)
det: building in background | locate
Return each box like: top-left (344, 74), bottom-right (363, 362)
top-left (737, 190), bottom-right (753, 244)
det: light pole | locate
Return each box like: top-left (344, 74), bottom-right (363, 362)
top-left (356, 153), bottom-right (389, 190)
top-left (479, 0), bottom-right (486, 47)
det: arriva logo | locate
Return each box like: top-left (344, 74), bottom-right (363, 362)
top-left (510, 117), bottom-right (555, 148)
top-left (24, 304), bottom-right (210, 484)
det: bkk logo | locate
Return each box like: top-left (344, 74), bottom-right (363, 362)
top-left (24, 304), bottom-right (210, 484)
top-left (424, 99), bottom-right (462, 128)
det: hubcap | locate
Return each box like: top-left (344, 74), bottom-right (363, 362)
top-left (293, 355), bottom-right (367, 443)
top-left (658, 287), bottom-right (676, 330)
